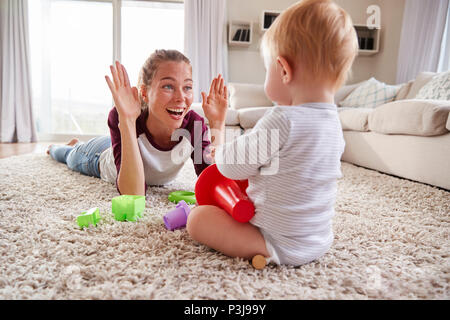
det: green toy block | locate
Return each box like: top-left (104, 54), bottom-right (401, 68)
top-left (77, 207), bottom-right (101, 228)
top-left (112, 195), bottom-right (146, 222)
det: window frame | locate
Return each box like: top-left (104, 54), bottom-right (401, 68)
top-left (35, 0), bottom-right (184, 142)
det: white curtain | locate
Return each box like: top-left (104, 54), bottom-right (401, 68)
top-left (0, 0), bottom-right (36, 142)
top-left (184, 0), bottom-right (228, 102)
top-left (437, 5), bottom-right (450, 72)
top-left (396, 0), bottom-right (450, 84)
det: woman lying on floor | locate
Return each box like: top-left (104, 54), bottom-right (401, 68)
top-left (47, 49), bottom-right (228, 195)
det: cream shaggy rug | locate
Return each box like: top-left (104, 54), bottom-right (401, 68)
top-left (0, 153), bottom-right (448, 300)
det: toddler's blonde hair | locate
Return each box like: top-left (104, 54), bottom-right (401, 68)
top-left (262, 0), bottom-right (358, 90)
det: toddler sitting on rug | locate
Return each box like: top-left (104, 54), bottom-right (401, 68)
top-left (186, 0), bottom-right (358, 267)
top-left (47, 49), bottom-right (227, 195)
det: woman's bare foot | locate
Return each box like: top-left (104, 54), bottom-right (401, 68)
top-left (46, 138), bottom-right (79, 155)
top-left (67, 138), bottom-right (79, 147)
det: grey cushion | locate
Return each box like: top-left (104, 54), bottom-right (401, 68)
top-left (228, 83), bottom-right (274, 110)
top-left (368, 99), bottom-right (450, 136)
top-left (334, 81), bottom-right (365, 104)
top-left (338, 108), bottom-right (372, 131)
top-left (190, 103), bottom-right (240, 126)
top-left (394, 80), bottom-right (414, 101)
top-left (405, 72), bottom-right (436, 99)
top-left (446, 112), bottom-right (450, 131)
top-left (238, 107), bottom-right (272, 129)
top-left (415, 70), bottom-right (450, 101)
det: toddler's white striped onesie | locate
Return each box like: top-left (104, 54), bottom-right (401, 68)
top-left (216, 103), bottom-right (345, 266)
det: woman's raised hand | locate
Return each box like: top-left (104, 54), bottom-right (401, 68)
top-left (201, 74), bottom-right (228, 128)
top-left (105, 61), bottom-right (141, 121)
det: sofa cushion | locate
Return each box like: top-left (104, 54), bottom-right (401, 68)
top-left (228, 83), bottom-right (274, 110)
top-left (203, 125), bottom-right (243, 141)
top-left (394, 80), bottom-right (414, 101)
top-left (368, 99), bottom-right (450, 136)
top-left (405, 71), bottom-right (436, 99)
top-left (243, 128), bottom-right (253, 135)
top-left (238, 107), bottom-right (272, 129)
top-left (338, 108), bottom-right (372, 131)
top-left (447, 112), bottom-right (450, 131)
top-left (339, 77), bottom-right (401, 108)
top-left (190, 103), bottom-right (240, 126)
top-left (415, 70), bottom-right (450, 101)
top-left (334, 81), bottom-right (365, 104)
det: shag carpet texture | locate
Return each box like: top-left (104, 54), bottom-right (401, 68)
top-left (0, 154), bottom-right (449, 299)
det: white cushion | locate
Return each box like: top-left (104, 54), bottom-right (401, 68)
top-left (368, 99), bottom-right (450, 136)
top-left (228, 83), bottom-right (274, 110)
top-left (446, 112), bottom-right (450, 131)
top-left (238, 107), bottom-right (272, 129)
top-left (394, 80), bottom-right (414, 101)
top-left (338, 108), bottom-right (372, 132)
top-left (415, 70), bottom-right (450, 101)
top-left (190, 103), bottom-right (240, 126)
top-left (203, 125), bottom-right (243, 141)
top-left (223, 126), bottom-right (243, 140)
top-left (339, 77), bottom-right (401, 108)
top-left (334, 81), bottom-right (365, 105)
top-left (405, 71), bottom-right (436, 99)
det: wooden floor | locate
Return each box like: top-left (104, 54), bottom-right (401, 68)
top-left (0, 142), bottom-right (53, 159)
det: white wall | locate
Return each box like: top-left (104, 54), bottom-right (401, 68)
top-left (227, 0), bottom-right (406, 85)
top-left (227, 0), bottom-right (293, 84)
top-left (371, 0), bottom-right (406, 84)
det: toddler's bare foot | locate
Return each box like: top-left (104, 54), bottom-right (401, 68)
top-left (46, 138), bottom-right (79, 155)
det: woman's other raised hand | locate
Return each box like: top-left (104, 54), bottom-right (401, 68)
top-left (105, 61), bottom-right (141, 122)
top-left (201, 74), bottom-right (228, 129)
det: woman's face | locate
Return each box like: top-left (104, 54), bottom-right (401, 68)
top-left (145, 61), bottom-right (193, 130)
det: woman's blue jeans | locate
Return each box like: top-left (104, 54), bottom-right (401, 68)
top-left (49, 136), bottom-right (111, 178)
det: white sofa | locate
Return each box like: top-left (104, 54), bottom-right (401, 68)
top-left (192, 72), bottom-right (450, 190)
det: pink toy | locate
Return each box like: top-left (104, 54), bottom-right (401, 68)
top-left (164, 200), bottom-right (191, 231)
top-left (195, 164), bottom-right (255, 223)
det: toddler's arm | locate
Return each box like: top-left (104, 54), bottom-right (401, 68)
top-left (215, 108), bottom-right (290, 180)
top-left (201, 74), bottom-right (228, 162)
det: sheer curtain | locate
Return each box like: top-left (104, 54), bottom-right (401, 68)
top-left (396, 0), bottom-right (450, 84)
top-left (0, 0), bottom-right (36, 142)
top-left (184, 0), bottom-right (228, 102)
top-left (437, 4), bottom-right (450, 72)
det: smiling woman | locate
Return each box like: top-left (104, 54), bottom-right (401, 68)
top-left (47, 49), bottom-right (229, 196)
top-left (136, 51), bottom-right (193, 135)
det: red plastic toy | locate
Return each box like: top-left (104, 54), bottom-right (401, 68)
top-left (195, 164), bottom-right (255, 223)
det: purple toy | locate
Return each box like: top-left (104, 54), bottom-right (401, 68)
top-left (163, 200), bottom-right (191, 231)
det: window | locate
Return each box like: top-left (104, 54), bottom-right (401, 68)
top-left (122, 1), bottom-right (184, 85)
top-left (28, 0), bottom-right (184, 137)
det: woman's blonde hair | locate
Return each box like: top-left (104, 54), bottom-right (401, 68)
top-left (137, 49), bottom-right (191, 110)
top-left (261, 0), bottom-right (358, 90)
